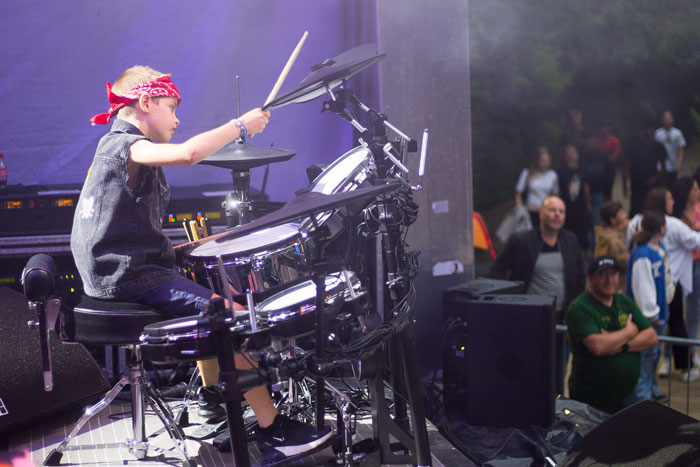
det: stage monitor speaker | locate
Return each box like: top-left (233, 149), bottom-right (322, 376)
top-left (0, 287), bottom-right (110, 436)
top-left (443, 293), bottom-right (555, 428)
top-left (445, 277), bottom-right (524, 300)
top-left (559, 400), bottom-right (700, 467)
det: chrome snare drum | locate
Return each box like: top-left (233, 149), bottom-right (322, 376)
top-left (187, 222), bottom-right (312, 295)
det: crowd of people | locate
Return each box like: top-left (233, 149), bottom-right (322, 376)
top-left (492, 109), bottom-right (700, 414)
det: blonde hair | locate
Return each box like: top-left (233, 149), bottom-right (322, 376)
top-left (111, 65), bottom-right (170, 118)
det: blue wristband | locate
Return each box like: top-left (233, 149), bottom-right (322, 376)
top-left (232, 118), bottom-right (248, 138)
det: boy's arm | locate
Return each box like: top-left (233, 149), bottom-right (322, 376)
top-left (130, 108), bottom-right (269, 167)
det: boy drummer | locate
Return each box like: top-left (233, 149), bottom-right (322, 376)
top-left (71, 65), bottom-right (330, 459)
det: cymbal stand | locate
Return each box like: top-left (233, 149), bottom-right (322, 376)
top-left (223, 76), bottom-right (254, 229)
top-left (223, 152), bottom-right (255, 228)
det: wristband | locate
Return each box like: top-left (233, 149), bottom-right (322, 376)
top-left (232, 118), bottom-right (248, 138)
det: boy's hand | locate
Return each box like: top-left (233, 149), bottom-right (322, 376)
top-left (239, 108), bottom-right (270, 137)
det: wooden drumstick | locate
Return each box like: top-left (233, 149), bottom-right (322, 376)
top-left (264, 31), bottom-right (309, 106)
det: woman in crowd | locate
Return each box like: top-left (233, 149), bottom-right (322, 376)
top-left (660, 177), bottom-right (700, 381)
top-left (515, 146), bottom-right (559, 228)
top-left (625, 187), bottom-right (673, 249)
top-left (628, 211), bottom-right (674, 401)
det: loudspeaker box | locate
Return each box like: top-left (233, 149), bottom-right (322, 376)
top-left (443, 293), bottom-right (555, 428)
top-left (0, 287), bottom-right (109, 436)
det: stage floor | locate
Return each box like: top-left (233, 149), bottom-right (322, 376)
top-left (6, 397), bottom-right (471, 467)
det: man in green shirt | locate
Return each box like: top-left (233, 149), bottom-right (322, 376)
top-left (567, 255), bottom-right (658, 413)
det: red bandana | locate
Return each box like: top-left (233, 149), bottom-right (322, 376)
top-left (90, 75), bottom-right (181, 125)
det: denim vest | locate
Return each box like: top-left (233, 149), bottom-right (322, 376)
top-left (70, 119), bottom-right (181, 299)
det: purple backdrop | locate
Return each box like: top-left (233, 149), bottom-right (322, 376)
top-left (1, 1), bottom-right (378, 202)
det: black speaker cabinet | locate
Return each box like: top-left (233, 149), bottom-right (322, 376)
top-left (559, 400), bottom-right (700, 466)
top-left (443, 293), bottom-right (555, 428)
top-left (444, 277), bottom-right (524, 300)
top-left (0, 287), bottom-right (110, 436)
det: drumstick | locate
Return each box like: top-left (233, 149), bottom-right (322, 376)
top-left (264, 31), bottom-right (309, 107)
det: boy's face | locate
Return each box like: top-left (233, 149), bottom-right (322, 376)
top-left (147, 96), bottom-right (180, 143)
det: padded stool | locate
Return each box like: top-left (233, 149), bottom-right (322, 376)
top-left (22, 255), bottom-right (196, 467)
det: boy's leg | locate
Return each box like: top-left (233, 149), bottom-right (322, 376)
top-left (234, 353), bottom-right (279, 428)
top-left (197, 354), bottom-right (279, 427)
top-left (198, 359), bottom-right (220, 386)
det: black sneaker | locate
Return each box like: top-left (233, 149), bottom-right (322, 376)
top-left (256, 414), bottom-right (332, 460)
top-left (197, 386), bottom-right (226, 420)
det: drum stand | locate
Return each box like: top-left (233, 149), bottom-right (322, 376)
top-left (348, 195), bottom-right (431, 467)
top-left (315, 86), bottom-right (430, 465)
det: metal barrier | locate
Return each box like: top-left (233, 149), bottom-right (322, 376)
top-left (556, 324), bottom-right (700, 415)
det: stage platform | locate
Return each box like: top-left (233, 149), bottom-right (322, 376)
top-left (5, 397), bottom-right (472, 467)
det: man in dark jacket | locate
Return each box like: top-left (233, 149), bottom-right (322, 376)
top-left (489, 195), bottom-right (586, 395)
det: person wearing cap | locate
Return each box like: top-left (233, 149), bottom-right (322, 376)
top-left (489, 195), bottom-right (585, 395)
top-left (567, 255), bottom-right (658, 413)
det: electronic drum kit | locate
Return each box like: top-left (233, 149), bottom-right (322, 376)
top-left (140, 43), bottom-right (431, 467)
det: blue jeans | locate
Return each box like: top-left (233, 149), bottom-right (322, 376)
top-left (635, 322), bottom-right (666, 400)
top-left (125, 277), bottom-right (213, 317)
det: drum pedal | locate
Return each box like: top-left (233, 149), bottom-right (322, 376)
top-left (257, 432), bottom-right (341, 466)
top-left (189, 419), bottom-right (228, 440)
top-left (212, 416), bottom-right (258, 452)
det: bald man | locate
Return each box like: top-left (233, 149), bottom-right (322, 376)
top-left (490, 196), bottom-right (586, 394)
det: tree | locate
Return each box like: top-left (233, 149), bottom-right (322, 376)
top-left (470, 0), bottom-right (700, 209)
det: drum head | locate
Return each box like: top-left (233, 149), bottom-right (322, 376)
top-left (257, 271), bottom-right (360, 338)
top-left (188, 222), bottom-right (302, 261)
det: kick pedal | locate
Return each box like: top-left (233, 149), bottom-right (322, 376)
top-left (258, 432), bottom-right (340, 466)
top-left (189, 419), bottom-right (228, 440)
top-left (213, 420), bottom-right (258, 452)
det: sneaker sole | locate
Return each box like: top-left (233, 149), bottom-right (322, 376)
top-left (273, 429), bottom-right (333, 458)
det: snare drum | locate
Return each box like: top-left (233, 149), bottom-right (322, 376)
top-left (140, 311), bottom-right (250, 365)
top-left (187, 222), bottom-right (312, 295)
top-left (257, 271), bottom-right (363, 339)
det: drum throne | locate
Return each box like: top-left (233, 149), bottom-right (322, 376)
top-left (22, 254), bottom-right (197, 467)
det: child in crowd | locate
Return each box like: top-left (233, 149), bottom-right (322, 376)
top-left (627, 211), bottom-right (674, 401)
